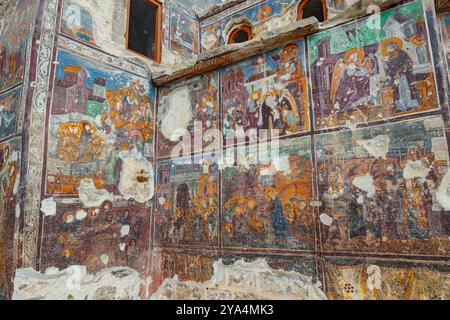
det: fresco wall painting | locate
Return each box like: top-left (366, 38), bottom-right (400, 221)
top-left (221, 40), bottom-right (309, 144)
top-left (154, 153), bottom-right (220, 247)
top-left (316, 116), bottom-right (450, 256)
top-left (45, 49), bottom-right (155, 197)
top-left (0, 87), bottom-right (21, 141)
top-left (40, 200), bottom-right (151, 275)
top-left (0, 137), bottom-right (21, 299)
top-left (169, 5), bottom-right (200, 57)
top-left (200, 0), bottom-right (295, 51)
top-left (157, 71), bottom-right (220, 158)
top-left (60, 0), bottom-right (99, 47)
top-left (324, 257), bottom-right (450, 300)
top-left (221, 137), bottom-right (316, 251)
top-left (308, 0), bottom-right (439, 130)
top-left (0, 0), bottom-right (36, 93)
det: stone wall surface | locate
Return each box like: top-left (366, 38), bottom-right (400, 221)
top-left (1, 0), bottom-right (450, 300)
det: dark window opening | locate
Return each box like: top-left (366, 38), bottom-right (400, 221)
top-left (127, 0), bottom-right (162, 63)
top-left (233, 30), bottom-right (249, 43)
top-left (298, 0), bottom-right (326, 23)
top-left (228, 25), bottom-right (252, 44)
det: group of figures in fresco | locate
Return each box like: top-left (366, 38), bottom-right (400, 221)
top-left (11, 0), bottom-right (448, 300)
top-left (222, 42), bottom-right (309, 142)
top-left (155, 155), bottom-right (219, 246)
top-left (0, 138), bottom-right (21, 299)
top-left (46, 50), bottom-right (155, 195)
top-left (309, 3), bottom-right (438, 128)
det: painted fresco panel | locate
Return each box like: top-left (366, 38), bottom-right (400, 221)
top-left (439, 13), bottom-right (450, 81)
top-left (155, 153), bottom-right (220, 247)
top-left (157, 71), bottom-right (219, 158)
top-left (0, 0), bottom-right (36, 92)
top-left (308, 0), bottom-right (439, 129)
top-left (0, 137), bottom-right (21, 299)
top-left (0, 87), bottom-right (21, 140)
top-left (316, 116), bottom-right (450, 255)
top-left (149, 249), bottom-right (218, 295)
top-left (170, 6), bottom-right (200, 57)
top-left (40, 201), bottom-right (151, 274)
top-left (46, 49), bottom-right (155, 196)
top-left (324, 257), bottom-right (450, 300)
top-left (221, 137), bottom-right (315, 250)
top-left (201, 0), bottom-right (293, 51)
top-left (221, 40), bottom-right (310, 144)
top-left (60, 0), bottom-right (99, 47)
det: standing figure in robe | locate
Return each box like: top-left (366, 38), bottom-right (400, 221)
top-left (383, 38), bottom-right (420, 111)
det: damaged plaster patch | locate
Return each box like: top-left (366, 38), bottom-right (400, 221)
top-left (357, 135), bottom-right (390, 160)
top-left (160, 87), bottom-right (193, 141)
top-left (118, 148), bottom-right (154, 203)
top-left (40, 197), bottom-right (57, 216)
top-left (12, 266), bottom-right (143, 300)
top-left (151, 259), bottom-right (327, 300)
top-left (78, 178), bottom-right (113, 208)
top-left (403, 160), bottom-right (431, 180)
top-left (436, 168), bottom-right (450, 210)
top-left (352, 174), bottom-right (376, 198)
top-left (319, 214), bottom-right (334, 226)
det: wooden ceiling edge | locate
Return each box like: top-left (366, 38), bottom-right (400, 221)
top-left (153, 0), bottom-right (448, 87)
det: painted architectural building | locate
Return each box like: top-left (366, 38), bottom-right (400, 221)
top-left (0, 0), bottom-right (450, 300)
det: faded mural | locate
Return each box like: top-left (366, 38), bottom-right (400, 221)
top-left (169, 5), bottom-right (200, 57)
top-left (222, 137), bottom-right (315, 250)
top-left (0, 138), bottom-right (21, 299)
top-left (324, 258), bottom-right (450, 300)
top-left (157, 72), bottom-right (219, 158)
top-left (0, 87), bottom-right (21, 140)
top-left (221, 40), bottom-right (309, 143)
top-left (316, 116), bottom-right (450, 255)
top-left (155, 153), bottom-right (220, 247)
top-left (0, 0), bottom-right (35, 92)
top-left (46, 49), bottom-right (155, 197)
top-left (2, 0), bottom-right (450, 301)
top-left (309, 0), bottom-right (439, 129)
top-left (201, 0), bottom-right (297, 51)
top-left (40, 200), bottom-right (151, 274)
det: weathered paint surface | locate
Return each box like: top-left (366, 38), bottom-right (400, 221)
top-left (324, 258), bottom-right (450, 300)
top-left (0, 0), bottom-right (35, 92)
top-left (155, 153), bottom-right (220, 246)
top-left (316, 116), bottom-right (450, 255)
top-left (3, 0), bottom-right (450, 300)
top-left (0, 137), bottom-right (21, 299)
top-left (309, 0), bottom-right (439, 129)
top-left (46, 49), bottom-right (155, 196)
top-left (221, 40), bottom-right (309, 143)
top-left (157, 71), bottom-right (220, 158)
top-left (222, 137), bottom-right (315, 250)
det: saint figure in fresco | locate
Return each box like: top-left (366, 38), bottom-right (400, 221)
top-left (330, 48), bottom-right (373, 111)
top-left (78, 121), bottom-right (95, 162)
top-left (246, 98), bottom-right (260, 128)
top-left (258, 95), bottom-right (274, 130)
top-left (0, 98), bottom-right (16, 138)
top-left (382, 37), bottom-right (420, 111)
top-left (267, 189), bottom-right (288, 236)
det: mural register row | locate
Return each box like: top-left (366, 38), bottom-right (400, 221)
top-left (1, 0), bottom-right (450, 300)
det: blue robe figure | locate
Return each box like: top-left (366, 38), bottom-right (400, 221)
top-left (272, 196), bottom-right (288, 236)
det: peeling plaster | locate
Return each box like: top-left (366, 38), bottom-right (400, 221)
top-left (151, 259), bottom-right (327, 300)
top-left (13, 266), bottom-right (144, 300)
top-left (40, 197), bottom-right (57, 216)
top-left (352, 174), bottom-right (376, 198)
top-left (403, 160), bottom-right (431, 180)
top-left (436, 168), bottom-right (450, 211)
top-left (78, 178), bottom-right (114, 208)
top-left (118, 149), bottom-right (154, 203)
top-left (357, 135), bottom-right (390, 160)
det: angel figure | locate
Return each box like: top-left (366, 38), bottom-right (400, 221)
top-left (330, 48), bottom-right (373, 112)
